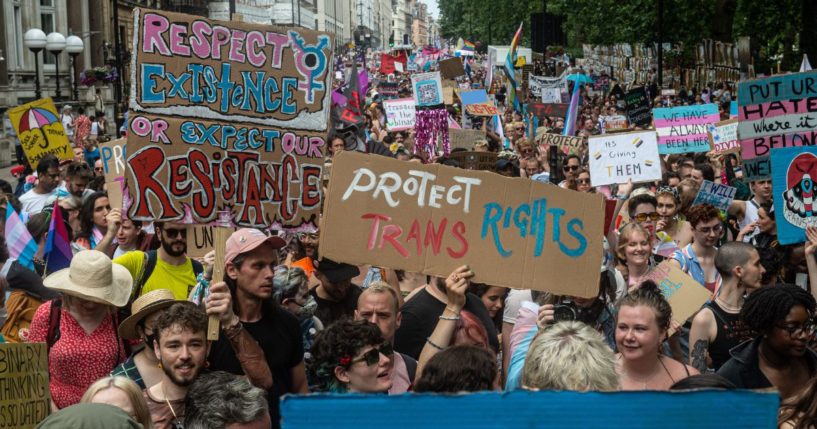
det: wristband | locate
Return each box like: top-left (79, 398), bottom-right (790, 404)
top-left (426, 337), bottom-right (445, 351)
top-left (439, 314), bottom-right (460, 321)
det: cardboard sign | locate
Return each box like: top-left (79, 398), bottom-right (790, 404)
top-left (319, 151), bottom-right (604, 297)
top-left (528, 103), bottom-right (568, 120)
top-left (458, 89), bottom-right (489, 106)
top-left (99, 138), bottom-right (127, 181)
top-left (0, 343), bottom-right (51, 427)
top-left (771, 146), bottom-right (817, 245)
top-left (438, 57), bottom-right (466, 79)
top-left (281, 390), bottom-right (779, 429)
top-left (625, 87), bottom-right (651, 128)
top-left (449, 129), bottom-right (485, 150)
top-left (602, 115), bottom-right (629, 132)
top-left (7, 97), bottom-right (72, 169)
top-left (186, 224), bottom-right (239, 258)
top-left (645, 262), bottom-right (720, 327)
top-left (127, 10), bottom-right (331, 230)
top-left (539, 133), bottom-right (584, 155)
top-left (692, 180), bottom-right (737, 211)
top-left (661, 89), bottom-right (676, 96)
top-left (588, 131), bottom-right (661, 186)
top-left (653, 104), bottom-right (720, 154)
top-left (447, 151), bottom-right (498, 171)
top-left (383, 98), bottom-right (415, 131)
top-left (743, 156), bottom-right (772, 181)
top-left (541, 87), bottom-right (562, 103)
top-left (737, 71), bottom-right (817, 160)
top-left (707, 119), bottom-right (739, 154)
top-left (411, 72), bottom-right (444, 107)
top-left (465, 103), bottom-right (499, 117)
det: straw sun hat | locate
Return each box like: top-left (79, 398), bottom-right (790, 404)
top-left (43, 250), bottom-right (132, 308)
top-left (118, 289), bottom-right (182, 340)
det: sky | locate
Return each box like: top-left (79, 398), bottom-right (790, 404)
top-left (419, 0), bottom-right (439, 18)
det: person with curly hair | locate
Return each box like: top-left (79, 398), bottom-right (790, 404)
top-left (307, 319), bottom-right (393, 393)
top-left (413, 345), bottom-right (499, 393)
top-left (717, 284), bottom-right (817, 399)
top-left (669, 203), bottom-right (723, 294)
top-left (779, 375), bottom-right (817, 429)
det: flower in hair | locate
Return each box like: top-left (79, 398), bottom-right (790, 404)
top-left (339, 356), bottom-right (352, 366)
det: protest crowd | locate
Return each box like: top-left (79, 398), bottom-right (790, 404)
top-left (1, 8), bottom-right (817, 429)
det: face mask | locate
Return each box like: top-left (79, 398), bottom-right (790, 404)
top-left (0, 307), bottom-right (7, 327)
top-left (143, 332), bottom-right (158, 351)
top-left (298, 295), bottom-right (318, 318)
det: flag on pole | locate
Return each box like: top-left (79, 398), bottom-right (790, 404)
top-left (44, 201), bottom-right (73, 272)
top-left (563, 82), bottom-right (581, 136)
top-left (5, 205), bottom-right (38, 271)
top-left (504, 22), bottom-right (524, 112)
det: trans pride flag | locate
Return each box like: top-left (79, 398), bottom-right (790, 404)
top-left (504, 22), bottom-right (524, 112)
top-left (5, 205), bottom-right (37, 271)
top-left (44, 201), bottom-right (72, 272)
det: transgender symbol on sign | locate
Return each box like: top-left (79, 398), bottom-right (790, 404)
top-left (782, 152), bottom-right (817, 228)
top-left (289, 32), bottom-right (330, 104)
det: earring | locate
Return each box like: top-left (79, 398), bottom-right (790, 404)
top-left (205, 360), bottom-right (210, 368)
top-left (158, 362), bottom-right (163, 369)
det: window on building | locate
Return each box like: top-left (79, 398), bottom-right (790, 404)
top-left (41, 0), bottom-right (56, 65)
top-left (13, 3), bottom-right (24, 68)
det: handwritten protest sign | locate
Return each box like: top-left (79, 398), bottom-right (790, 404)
top-left (7, 98), bottom-right (72, 169)
top-left (383, 98), bottom-right (415, 131)
top-left (529, 103), bottom-right (568, 120)
top-left (449, 129), bottom-right (485, 150)
top-left (625, 87), bottom-right (652, 128)
top-left (645, 262), bottom-right (719, 331)
top-left (588, 131), bottom-right (661, 186)
top-left (653, 104), bottom-right (720, 154)
top-left (541, 87), bottom-right (562, 103)
top-left (602, 115), bottom-right (629, 132)
top-left (771, 146), bottom-right (817, 245)
top-left (743, 156), bottom-right (772, 181)
top-left (376, 81), bottom-right (399, 98)
top-left (465, 102), bottom-right (499, 117)
top-left (448, 151), bottom-right (498, 171)
top-left (127, 9), bottom-right (331, 230)
top-left (187, 224), bottom-right (239, 258)
top-left (539, 133), bottom-right (584, 155)
top-left (320, 151), bottom-right (604, 297)
top-left (0, 343), bottom-right (50, 428)
top-left (692, 180), bottom-right (737, 211)
top-left (411, 72), bottom-right (444, 106)
top-left (707, 119), bottom-right (739, 154)
top-left (100, 138), bottom-right (127, 182)
top-left (438, 57), bottom-right (465, 79)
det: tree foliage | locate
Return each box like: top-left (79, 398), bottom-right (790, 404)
top-left (437, 0), bottom-right (815, 72)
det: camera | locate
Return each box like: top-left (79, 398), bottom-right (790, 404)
top-left (552, 298), bottom-right (593, 323)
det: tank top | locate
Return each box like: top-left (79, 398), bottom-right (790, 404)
top-left (739, 199), bottom-right (760, 243)
top-left (706, 301), bottom-right (755, 370)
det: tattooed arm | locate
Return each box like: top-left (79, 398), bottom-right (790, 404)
top-left (688, 307), bottom-right (717, 372)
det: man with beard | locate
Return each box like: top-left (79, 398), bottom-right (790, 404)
top-left (208, 228), bottom-right (307, 429)
top-left (311, 258), bottom-right (362, 326)
top-left (144, 302), bottom-right (209, 429)
top-left (114, 222), bottom-right (204, 301)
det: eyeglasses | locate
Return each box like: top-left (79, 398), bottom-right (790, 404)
top-left (633, 212), bottom-right (660, 222)
top-left (695, 224), bottom-right (723, 235)
top-left (563, 165), bottom-right (580, 172)
top-left (350, 343), bottom-right (393, 366)
top-left (95, 167), bottom-right (104, 172)
top-left (775, 321), bottom-right (816, 337)
top-left (298, 232), bottom-right (319, 241)
top-left (163, 228), bottom-right (187, 238)
top-left (515, 127), bottom-right (525, 131)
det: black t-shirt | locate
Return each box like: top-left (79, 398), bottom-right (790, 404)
top-left (208, 302), bottom-right (303, 429)
top-left (393, 287), bottom-right (499, 360)
top-left (309, 285), bottom-right (362, 328)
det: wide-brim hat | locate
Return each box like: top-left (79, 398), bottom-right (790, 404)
top-left (315, 258), bottom-right (360, 283)
top-left (118, 289), bottom-right (179, 340)
top-left (43, 250), bottom-right (132, 308)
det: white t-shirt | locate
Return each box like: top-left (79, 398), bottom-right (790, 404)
top-left (503, 289), bottom-right (533, 324)
top-left (61, 114), bottom-right (74, 137)
top-left (19, 189), bottom-right (57, 216)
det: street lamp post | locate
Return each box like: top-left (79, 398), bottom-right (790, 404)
top-left (65, 35), bottom-right (84, 101)
top-left (46, 32), bottom-right (66, 100)
top-left (24, 28), bottom-right (47, 99)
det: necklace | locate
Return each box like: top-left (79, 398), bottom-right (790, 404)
top-left (620, 355), bottom-right (664, 389)
top-left (161, 383), bottom-right (183, 428)
top-left (715, 296), bottom-right (741, 313)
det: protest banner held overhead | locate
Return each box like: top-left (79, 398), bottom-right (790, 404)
top-left (528, 103), bottom-right (569, 121)
top-left (707, 119), bottom-right (739, 154)
top-left (187, 224), bottom-right (239, 259)
top-left (449, 129), bottom-right (486, 150)
top-left (692, 180), bottom-right (737, 212)
top-left (320, 151), bottom-right (604, 297)
top-left (588, 131), bottom-right (661, 186)
top-left (7, 98), bottom-right (73, 169)
top-left (99, 138), bottom-right (128, 209)
top-left (539, 133), bottom-right (585, 155)
top-left (438, 57), bottom-right (466, 79)
top-left (0, 343), bottom-right (51, 428)
top-left (411, 72), bottom-right (444, 106)
top-left (653, 104), bottom-right (720, 154)
top-left (625, 87), bottom-right (651, 128)
top-left (383, 98), bottom-right (416, 131)
top-left (465, 103), bottom-right (500, 117)
top-left (771, 146), bottom-right (817, 245)
top-left (127, 9), bottom-right (332, 230)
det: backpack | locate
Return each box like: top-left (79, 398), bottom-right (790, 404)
top-left (122, 250), bottom-right (204, 319)
top-left (0, 291), bottom-right (44, 343)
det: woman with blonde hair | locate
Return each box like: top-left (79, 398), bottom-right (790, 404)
top-left (615, 223), bottom-right (654, 291)
top-left (81, 376), bottom-right (153, 429)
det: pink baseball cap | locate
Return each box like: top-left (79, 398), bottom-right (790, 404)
top-left (225, 228), bottom-right (286, 264)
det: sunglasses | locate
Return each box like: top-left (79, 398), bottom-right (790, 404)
top-left (577, 178), bottom-right (592, 185)
top-left (163, 228), bottom-right (187, 238)
top-left (95, 167), bottom-right (104, 172)
top-left (633, 212), bottom-right (660, 222)
top-left (563, 165), bottom-right (580, 172)
top-left (350, 343), bottom-right (393, 367)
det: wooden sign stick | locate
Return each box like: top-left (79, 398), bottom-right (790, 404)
top-left (207, 227), bottom-right (231, 340)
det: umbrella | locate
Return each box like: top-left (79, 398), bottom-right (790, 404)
top-left (18, 107), bottom-right (59, 149)
top-left (566, 73), bottom-right (594, 85)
